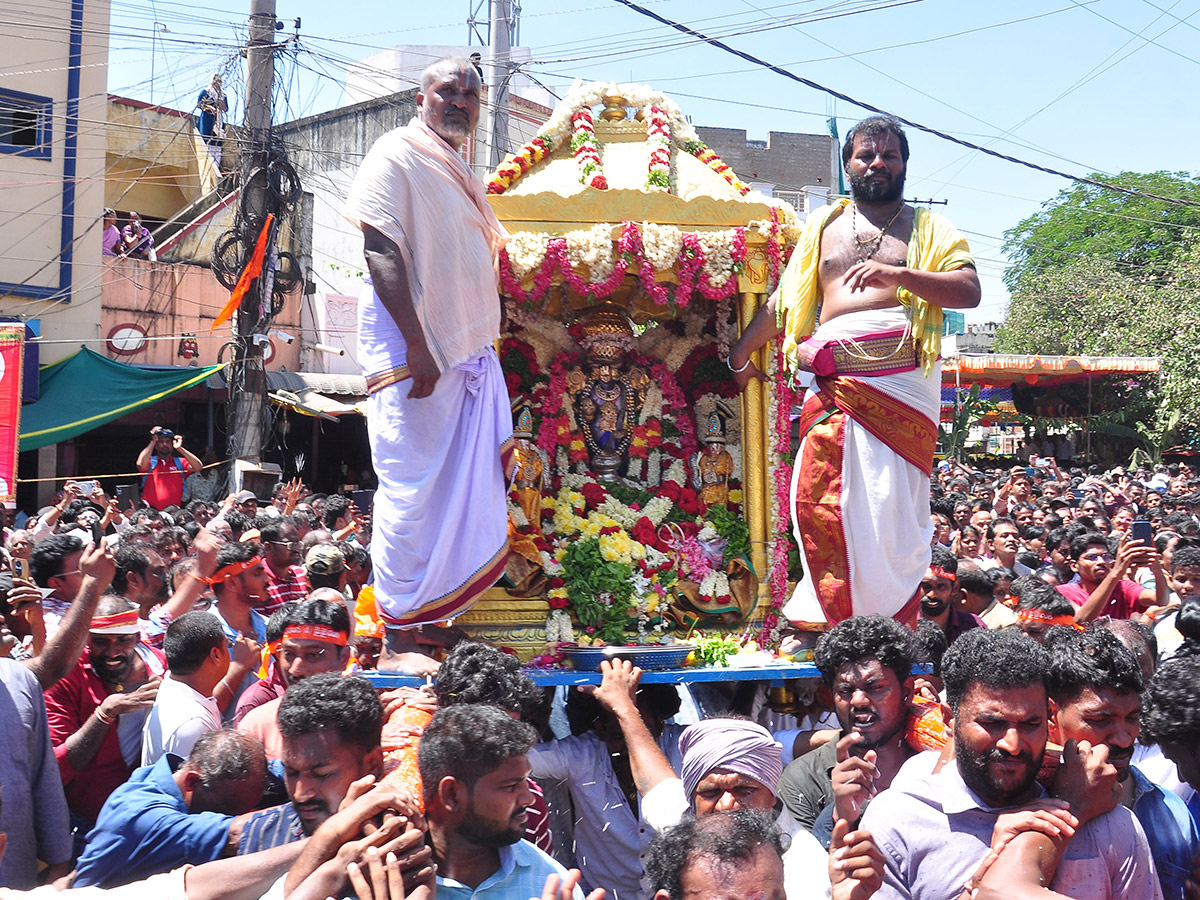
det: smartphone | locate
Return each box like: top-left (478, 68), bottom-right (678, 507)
top-left (1131, 520), bottom-right (1154, 546)
top-left (350, 489), bottom-right (375, 512)
top-left (115, 484), bottom-right (139, 509)
top-left (1024, 467), bottom-right (1036, 478)
top-left (75, 479), bottom-right (98, 496)
top-left (11, 557), bottom-right (28, 581)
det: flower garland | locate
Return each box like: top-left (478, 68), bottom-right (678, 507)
top-left (646, 105), bottom-right (671, 191)
top-left (499, 223), bottom-right (749, 311)
top-left (762, 339), bottom-right (797, 647)
top-left (681, 139), bottom-right (751, 196)
top-left (487, 135), bottom-right (551, 195)
top-left (570, 107), bottom-right (609, 190)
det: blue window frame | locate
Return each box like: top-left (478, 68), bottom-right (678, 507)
top-left (0, 89), bottom-right (52, 159)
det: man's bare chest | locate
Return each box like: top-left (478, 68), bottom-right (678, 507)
top-left (819, 208), bottom-right (913, 283)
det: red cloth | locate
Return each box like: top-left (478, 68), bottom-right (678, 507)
top-left (44, 645), bottom-right (166, 823)
top-left (260, 565), bottom-right (309, 616)
top-left (141, 456), bottom-right (191, 510)
top-left (525, 777), bottom-right (554, 854)
top-left (232, 668), bottom-right (288, 726)
top-left (1056, 579), bottom-right (1144, 619)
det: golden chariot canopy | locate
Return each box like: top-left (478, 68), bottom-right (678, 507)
top-left (487, 81), bottom-right (802, 323)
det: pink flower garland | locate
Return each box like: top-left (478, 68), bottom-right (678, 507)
top-left (761, 340), bottom-right (796, 647)
top-left (766, 208), bottom-right (783, 293)
top-left (536, 356), bottom-right (573, 458)
top-left (499, 223), bottom-right (748, 311)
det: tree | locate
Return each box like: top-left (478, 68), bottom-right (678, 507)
top-left (995, 238), bottom-right (1200, 448)
top-left (1002, 171), bottom-right (1200, 293)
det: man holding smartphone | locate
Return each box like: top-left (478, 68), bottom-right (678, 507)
top-left (136, 427), bottom-right (202, 511)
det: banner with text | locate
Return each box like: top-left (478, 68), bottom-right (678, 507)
top-left (0, 325), bottom-right (25, 502)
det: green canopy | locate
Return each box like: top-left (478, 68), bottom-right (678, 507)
top-left (19, 347), bottom-right (225, 451)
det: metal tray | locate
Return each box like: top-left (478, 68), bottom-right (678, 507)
top-left (561, 644), bottom-right (692, 671)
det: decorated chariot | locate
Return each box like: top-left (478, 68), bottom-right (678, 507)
top-left (457, 82), bottom-right (808, 662)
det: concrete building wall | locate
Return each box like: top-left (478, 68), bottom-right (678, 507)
top-left (694, 126), bottom-right (838, 200)
top-left (0, 0), bottom-right (111, 364)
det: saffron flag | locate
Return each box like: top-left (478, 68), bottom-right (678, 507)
top-left (210, 213), bottom-right (274, 332)
top-left (0, 325), bottom-right (25, 501)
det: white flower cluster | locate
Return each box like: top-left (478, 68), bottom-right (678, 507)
top-left (642, 494), bottom-right (674, 526)
top-left (565, 223), bottom-right (618, 284)
top-left (545, 608), bottom-right (575, 644)
top-left (540, 549), bottom-right (564, 576)
top-left (641, 223), bottom-right (683, 272)
top-left (698, 570), bottom-right (731, 599)
top-left (505, 232), bottom-right (550, 280)
top-left (664, 458), bottom-right (687, 485)
top-left (507, 501), bottom-right (529, 527)
top-left (696, 230), bottom-right (738, 286)
top-left (596, 497), bottom-right (640, 530)
top-left (697, 523), bottom-right (719, 542)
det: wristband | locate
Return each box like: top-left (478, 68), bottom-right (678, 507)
top-left (726, 354), bottom-right (751, 374)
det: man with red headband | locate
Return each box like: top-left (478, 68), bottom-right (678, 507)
top-left (44, 596), bottom-right (167, 828)
top-left (201, 541), bottom-right (269, 720)
top-left (238, 596), bottom-right (352, 759)
top-left (918, 546), bottom-right (982, 645)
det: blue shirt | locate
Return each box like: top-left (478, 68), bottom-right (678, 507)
top-left (73, 754), bottom-right (232, 888)
top-left (435, 840), bottom-right (581, 900)
top-left (206, 605), bottom-right (267, 721)
top-left (237, 802), bottom-right (304, 854)
top-left (1131, 765), bottom-right (1199, 900)
top-left (0, 659), bottom-right (72, 888)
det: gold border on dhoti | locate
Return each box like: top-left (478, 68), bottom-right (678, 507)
top-left (367, 365), bottom-right (412, 394)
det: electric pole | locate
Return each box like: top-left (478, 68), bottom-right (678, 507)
top-left (485, 0), bottom-right (511, 168)
top-left (226, 0), bottom-right (277, 472)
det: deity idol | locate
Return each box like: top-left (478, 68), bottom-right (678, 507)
top-left (565, 305), bottom-right (648, 481)
top-left (507, 401), bottom-right (550, 533)
top-left (692, 402), bottom-right (734, 509)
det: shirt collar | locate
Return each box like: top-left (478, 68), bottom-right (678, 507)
top-left (937, 759), bottom-right (1045, 816)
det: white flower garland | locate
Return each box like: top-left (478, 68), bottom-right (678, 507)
top-left (565, 223), bottom-right (618, 284)
top-left (640, 222), bottom-right (682, 272)
top-left (505, 232), bottom-right (551, 280)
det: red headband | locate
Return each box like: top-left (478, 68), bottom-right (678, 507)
top-left (90, 609), bottom-right (141, 633)
top-left (930, 565), bottom-right (957, 582)
top-left (283, 624), bottom-right (348, 646)
top-left (204, 556), bottom-right (263, 585)
top-left (1017, 608), bottom-right (1083, 631)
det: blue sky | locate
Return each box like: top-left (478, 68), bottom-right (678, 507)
top-left (105, 0), bottom-right (1200, 321)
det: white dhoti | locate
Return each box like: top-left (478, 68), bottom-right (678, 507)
top-left (781, 309), bottom-right (939, 626)
top-left (367, 344), bottom-right (513, 627)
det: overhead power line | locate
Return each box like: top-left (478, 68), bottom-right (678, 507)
top-left (610, 0), bottom-right (1200, 209)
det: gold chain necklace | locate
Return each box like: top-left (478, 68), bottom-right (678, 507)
top-left (851, 201), bottom-right (905, 263)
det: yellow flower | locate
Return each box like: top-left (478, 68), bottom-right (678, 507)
top-left (555, 547), bottom-right (567, 562)
top-left (646, 597), bottom-right (659, 613)
top-left (548, 587), bottom-right (568, 600)
top-left (729, 489), bottom-right (743, 503)
top-left (541, 496), bottom-right (556, 509)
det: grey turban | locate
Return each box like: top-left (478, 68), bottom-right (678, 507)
top-left (678, 717), bottom-right (783, 804)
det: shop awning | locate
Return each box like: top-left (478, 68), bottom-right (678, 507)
top-left (19, 348), bottom-right (226, 451)
top-left (206, 369), bottom-right (367, 419)
top-left (942, 354), bottom-right (1161, 387)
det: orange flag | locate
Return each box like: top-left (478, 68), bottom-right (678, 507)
top-left (210, 213), bottom-right (275, 332)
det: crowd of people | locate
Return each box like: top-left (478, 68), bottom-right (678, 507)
top-left (0, 450), bottom-right (1195, 900)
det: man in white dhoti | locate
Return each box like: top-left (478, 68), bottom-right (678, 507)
top-left (728, 117), bottom-right (980, 627)
top-left (343, 56), bottom-right (512, 674)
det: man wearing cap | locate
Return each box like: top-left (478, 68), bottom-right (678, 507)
top-left (258, 517), bottom-right (307, 616)
top-left (305, 544), bottom-right (349, 594)
top-left (137, 427), bottom-right (202, 511)
top-left (238, 595), bottom-right (353, 759)
top-left (234, 490), bottom-right (259, 519)
top-left (592, 660), bottom-right (883, 900)
top-left (201, 542), bottom-right (269, 719)
top-left (44, 596), bottom-right (166, 828)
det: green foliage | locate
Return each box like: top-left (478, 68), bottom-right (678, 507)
top-left (561, 538), bottom-right (634, 644)
top-left (1002, 171), bottom-right (1200, 293)
top-left (996, 238), bottom-right (1200, 446)
top-left (705, 504), bottom-right (750, 562)
top-left (939, 384), bottom-right (997, 461)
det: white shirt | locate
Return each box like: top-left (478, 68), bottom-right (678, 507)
top-left (140, 674), bottom-right (221, 766)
